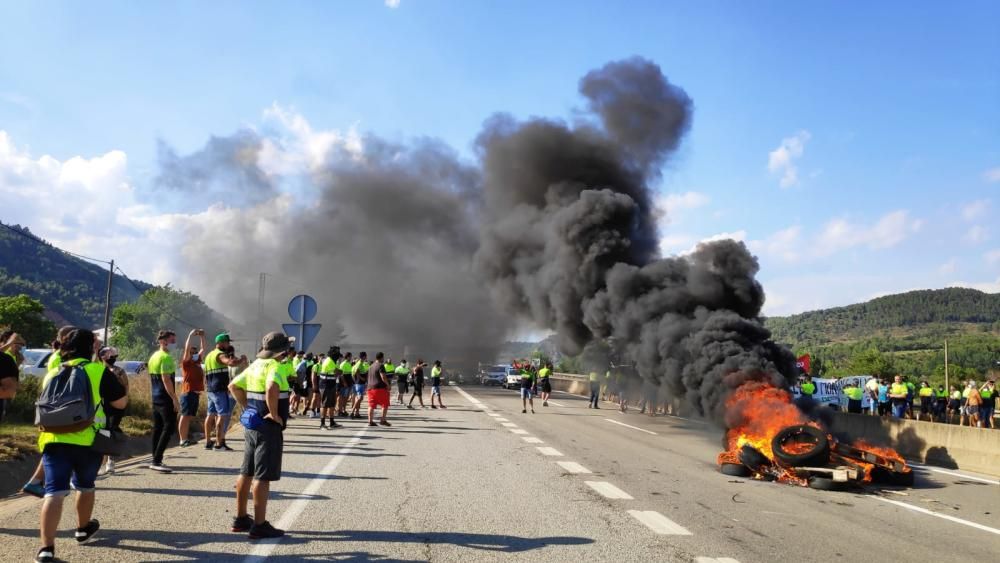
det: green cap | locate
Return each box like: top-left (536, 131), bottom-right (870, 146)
top-left (215, 333), bottom-right (231, 343)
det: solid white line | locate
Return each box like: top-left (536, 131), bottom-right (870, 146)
top-left (907, 463), bottom-right (1000, 485)
top-left (536, 446), bottom-right (563, 456)
top-left (487, 413), bottom-right (501, 417)
top-left (604, 418), bottom-right (658, 435)
top-left (871, 496), bottom-right (1000, 536)
top-left (695, 558), bottom-right (739, 563)
top-left (243, 426), bottom-right (368, 562)
top-left (556, 461), bottom-right (592, 474)
top-left (501, 422), bottom-right (518, 428)
top-left (509, 429), bottom-right (529, 435)
top-left (628, 510), bottom-right (692, 535)
top-left (546, 400), bottom-right (566, 407)
top-left (522, 437), bottom-right (544, 444)
top-left (585, 481), bottom-right (634, 500)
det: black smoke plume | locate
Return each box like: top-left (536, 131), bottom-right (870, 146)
top-left (474, 57), bottom-right (797, 421)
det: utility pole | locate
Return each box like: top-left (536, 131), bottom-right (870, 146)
top-left (256, 273), bottom-right (266, 348)
top-left (102, 259), bottom-right (114, 344)
top-left (944, 339), bottom-right (949, 393)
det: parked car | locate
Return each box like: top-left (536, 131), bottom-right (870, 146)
top-left (19, 348), bottom-right (52, 377)
top-left (481, 365), bottom-right (506, 386)
top-left (502, 366), bottom-right (522, 389)
top-left (121, 361), bottom-right (148, 377)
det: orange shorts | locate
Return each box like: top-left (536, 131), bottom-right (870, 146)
top-left (367, 388), bottom-right (390, 408)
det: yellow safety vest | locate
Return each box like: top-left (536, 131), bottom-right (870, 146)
top-left (845, 387), bottom-right (863, 401)
top-left (37, 359), bottom-right (107, 452)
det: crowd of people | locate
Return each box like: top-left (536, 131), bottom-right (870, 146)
top-left (0, 324), bottom-right (453, 562)
top-left (798, 374), bottom-right (997, 428)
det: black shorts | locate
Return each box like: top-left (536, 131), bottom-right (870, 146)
top-left (397, 379), bottom-right (408, 393)
top-left (321, 385), bottom-right (338, 408)
top-left (541, 379), bottom-right (552, 393)
top-left (241, 422), bottom-right (283, 482)
top-left (411, 384), bottom-right (423, 397)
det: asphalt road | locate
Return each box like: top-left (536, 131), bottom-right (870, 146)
top-left (0, 386), bottom-right (997, 562)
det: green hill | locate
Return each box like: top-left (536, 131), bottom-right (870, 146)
top-left (0, 222), bottom-right (152, 329)
top-left (765, 288), bottom-right (1000, 381)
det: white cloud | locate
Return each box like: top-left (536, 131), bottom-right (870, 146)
top-left (767, 130), bottom-right (811, 188)
top-left (983, 167), bottom-right (1000, 183)
top-left (657, 191), bottom-right (709, 216)
top-left (962, 199), bottom-right (990, 221)
top-left (937, 259), bottom-right (957, 275)
top-left (964, 225), bottom-right (988, 244)
top-left (259, 102), bottom-right (362, 176)
top-left (948, 278), bottom-right (1000, 293)
top-left (749, 225), bottom-right (802, 262)
top-left (815, 210), bottom-right (920, 255)
top-left (658, 234), bottom-right (694, 255)
top-left (385, 0), bottom-right (401, 7)
top-left (985, 249), bottom-right (1000, 265)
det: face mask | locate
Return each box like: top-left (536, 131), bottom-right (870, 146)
top-left (165, 342), bottom-right (175, 350)
top-left (107, 357), bottom-right (118, 366)
top-left (192, 354), bottom-right (200, 362)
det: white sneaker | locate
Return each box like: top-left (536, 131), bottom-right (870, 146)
top-left (149, 463), bottom-right (173, 474)
top-left (103, 460), bottom-right (115, 475)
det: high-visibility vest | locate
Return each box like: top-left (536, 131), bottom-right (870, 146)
top-left (538, 368), bottom-right (551, 379)
top-left (800, 382), bottom-right (816, 395)
top-left (982, 388), bottom-right (994, 400)
top-left (845, 387), bottom-right (863, 401)
top-left (951, 390), bottom-right (962, 400)
top-left (340, 360), bottom-right (353, 376)
top-left (46, 351), bottom-right (61, 372)
top-left (918, 387), bottom-right (934, 398)
top-left (890, 383), bottom-right (908, 397)
top-left (240, 358), bottom-right (290, 423)
top-left (319, 357), bottom-right (339, 381)
top-left (589, 372), bottom-right (598, 382)
top-left (37, 359), bottom-right (107, 452)
top-left (962, 388), bottom-right (971, 399)
top-left (385, 362), bottom-right (395, 375)
top-left (935, 389), bottom-right (947, 399)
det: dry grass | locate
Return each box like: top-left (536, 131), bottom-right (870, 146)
top-left (0, 423), bottom-right (38, 462)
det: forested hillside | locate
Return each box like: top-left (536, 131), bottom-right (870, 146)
top-left (0, 223), bottom-right (151, 328)
top-left (765, 288), bottom-right (1000, 381)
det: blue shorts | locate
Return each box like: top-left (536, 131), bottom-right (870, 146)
top-left (354, 384), bottom-right (366, 395)
top-left (431, 385), bottom-right (441, 396)
top-left (42, 443), bottom-right (102, 497)
top-left (207, 391), bottom-right (233, 416)
top-left (340, 387), bottom-right (351, 398)
top-left (520, 387), bottom-right (532, 399)
top-left (180, 392), bottom-right (200, 416)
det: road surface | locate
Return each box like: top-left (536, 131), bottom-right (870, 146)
top-left (0, 386), bottom-right (997, 562)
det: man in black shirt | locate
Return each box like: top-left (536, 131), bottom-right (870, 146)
top-left (0, 334), bottom-right (20, 423)
top-left (407, 360), bottom-right (426, 409)
top-left (367, 352), bottom-right (391, 427)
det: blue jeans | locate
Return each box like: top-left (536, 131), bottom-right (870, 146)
top-left (892, 401), bottom-right (907, 419)
top-left (42, 443), bottom-right (102, 497)
top-left (207, 391), bottom-right (232, 416)
top-left (589, 383), bottom-right (600, 407)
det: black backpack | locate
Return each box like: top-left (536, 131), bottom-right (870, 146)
top-left (35, 363), bottom-right (96, 433)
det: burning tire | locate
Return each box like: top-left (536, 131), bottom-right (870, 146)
top-left (719, 463), bottom-right (751, 477)
top-left (771, 425), bottom-right (830, 468)
top-left (807, 476), bottom-right (845, 491)
top-left (738, 445), bottom-right (771, 472)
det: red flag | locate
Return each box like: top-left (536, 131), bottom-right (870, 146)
top-left (796, 354), bottom-right (811, 374)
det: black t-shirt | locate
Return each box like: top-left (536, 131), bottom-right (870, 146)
top-left (99, 365), bottom-right (128, 415)
top-left (413, 366), bottom-right (424, 387)
top-left (368, 361), bottom-right (387, 390)
top-left (0, 352), bottom-right (19, 383)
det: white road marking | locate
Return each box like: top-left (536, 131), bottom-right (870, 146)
top-left (487, 413), bottom-right (501, 418)
top-left (871, 496), bottom-right (1000, 536)
top-left (628, 510), bottom-right (693, 535)
top-left (694, 558), bottom-right (739, 563)
top-left (907, 463), bottom-right (1000, 485)
top-left (604, 418), bottom-right (658, 435)
top-left (546, 400), bottom-right (566, 407)
top-left (522, 437), bottom-right (544, 444)
top-left (501, 422), bottom-right (518, 428)
top-left (585, 481), bottom-right (634, 500)
top-left (496, 418), bottom-right (510, 422)
top-left (244, 426), bottom-right (368, 562)
top-left (509, 429), bottom-right (529, 435)
top-left (536, 446), bottom-right (564, 456)
top-left (556, 461), bottom-right (592, 474)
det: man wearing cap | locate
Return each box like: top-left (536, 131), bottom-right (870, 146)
top-left (228, 331), bottom-right (292, 540)
top-left (148, 330), bottom-right (180, 473)
top-left (204, 333), bottom-right (247, 452)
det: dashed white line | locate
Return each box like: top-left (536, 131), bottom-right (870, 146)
top-left (509, 429), bottom-right (529, 435)
top-left (628, 510), bottom-right (692, 535)
top-left (907, 463), bottom-right (1000, 485)
top-left (536, 446), bottom-right (563, 456)
top-left (871, 496), bottom-right (1000, 536)
top-left (501, 422), bottom-right (518, 428)
top-left (585, 481), bottom-right (634, 500)
top-left (243, 427), bottom-right (368, 562)
top-left (522, 437), bottom-right (544, 444)
top-left (556, 461), bottom-right (592, 474)
top-left (604, 418), bottom-right (658, 435)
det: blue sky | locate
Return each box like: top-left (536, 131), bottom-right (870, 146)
top-left (1, 0), bottom-right (998, 317)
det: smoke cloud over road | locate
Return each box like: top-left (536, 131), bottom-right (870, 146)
top-left (164, 56), bottom-right (795, 419)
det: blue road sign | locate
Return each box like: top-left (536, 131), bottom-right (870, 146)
top-left (285, 294), bottom-right (321, 352)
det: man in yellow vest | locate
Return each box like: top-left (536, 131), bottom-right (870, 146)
top-left (843, 382), bottom-right (864, 414)
top-left (34, 328), bottom-right (128, 563)
top-left (800, 375), bottom-right (816, 398)
top-left (588, 371), bottom-right (600, 409)
top-left (889, 375), bottom-right (909, 419)
top-left (228, 331), bottom-right (292, 540)
top-left (148, 330), bottom-right (180, 473)
top-left (204, 333), bottom-right (247, 452)
top-left (318, 347), bottom-right (342, 430)
top-left (538, 362), bottom-right (553, 407)
top-left (917, 381), bottom-right (935, 421)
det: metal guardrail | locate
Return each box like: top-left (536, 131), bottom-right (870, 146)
top-left (552, 371), bottom-right (588, 381)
